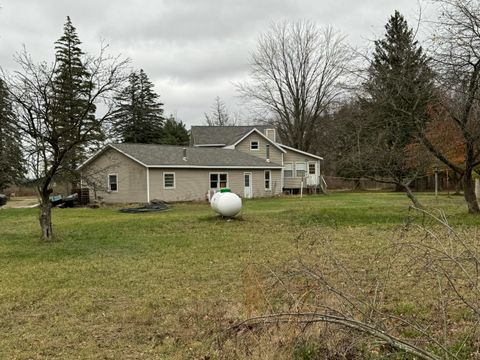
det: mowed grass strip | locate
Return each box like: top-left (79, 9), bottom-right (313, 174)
top-left (0, 193), bottom-right (477, 359)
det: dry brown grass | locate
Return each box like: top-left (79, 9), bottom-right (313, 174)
top-left (223, 212), bottom-right (480, 359)
top-left (1, 193), bottom-right (480, 359)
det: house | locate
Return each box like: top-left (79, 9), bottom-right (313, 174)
top-left (191, 126), bottom-right (324, 193)
top-left (78, 126), bottom-right (323, 203)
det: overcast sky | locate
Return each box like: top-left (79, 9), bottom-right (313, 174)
top-left (0, 0), bottom-right (435, 128)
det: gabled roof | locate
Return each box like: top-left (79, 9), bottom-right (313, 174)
top-left (279, 144), bottom-right (324, 160)
top-left (191, 125), bottom-right (275, 146)
top-left (226, 128), bottom-right (286, 153)
top-left (79, 143), bottom-right (283, 169)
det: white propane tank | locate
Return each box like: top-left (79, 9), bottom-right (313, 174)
top-left (210, 189), bottom-right (242, 217)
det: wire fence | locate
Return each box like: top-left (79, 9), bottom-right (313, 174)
top-left (324, 174), bottom-right (458, 192)
top-left (324, 176), bottom-right (395, 191)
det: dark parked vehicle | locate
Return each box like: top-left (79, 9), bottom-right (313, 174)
top-left (50, 194), bottom-right (63, 206)
top-left (58, 193), bottom-right (78, 208)
top-left (0, 194), bottom-right (7, 206)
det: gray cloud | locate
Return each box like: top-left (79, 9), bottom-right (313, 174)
top-left (100, 0), bottom-right (300, 43)
top-left (0, 0), bottom-right (434, 127)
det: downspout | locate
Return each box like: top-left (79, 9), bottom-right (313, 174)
top-left (318, 160), bottom-right (321, 193)
top-left (281, 153), bottom-right (284, 193)
top-left (318, 160), bottom-right (321, 182)
top-left (146, 167), bottom-right (150, 203)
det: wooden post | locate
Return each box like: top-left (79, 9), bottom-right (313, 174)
top-left (446, 169), bottom-right (450, 197)
top-left (475, 178), bottom-right (480, 199)
top-left (300, 178), bottom-right (304, 198)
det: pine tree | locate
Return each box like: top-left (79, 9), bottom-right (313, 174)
top-left (0, 79), bottom-right (24, 191)
top-left (366, 10), bottom-right (433, 144)
top-left (112, 69), bottom-right (164, 143)
top-left (52, 16), bottom-right (99, 176)
top-left (356, 11), bottom-right (434, 205)
top-left (161, 115), bottom-right (189, 145)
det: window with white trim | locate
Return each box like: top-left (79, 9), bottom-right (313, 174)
top-left (163, 172), bottom-right (175, 189)
top-left (250, 141), bottom-right (259, 150)
top-left (308, 162), bottom-right (316, 175)
top-left (244, 173), bottom-right (250, 187)
top-left (284, 163), bottom-right (293, 178)
top-left (264, 170), bottom-right (271, 190)
top-left (210, 173), bottom-right (228, 189)
top-left (266, 144), bottom-right (270, 160)
top-left (108, 174), bottom-right (118, 192)
top-left (296, 162), bottom-right (306, 178)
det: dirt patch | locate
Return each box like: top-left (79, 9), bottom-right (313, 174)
top-left (2, 197), bottom-right (39, 209)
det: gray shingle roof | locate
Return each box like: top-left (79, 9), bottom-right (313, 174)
top-left (190, 125), bottom-right (274, 146)
top-left (110, 143), bottom-right (282, 168)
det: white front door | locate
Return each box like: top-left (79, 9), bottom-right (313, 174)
top-left (307, 162), bottom-right (319, 186)
top-left (244, 172), bottom-right (252, 198)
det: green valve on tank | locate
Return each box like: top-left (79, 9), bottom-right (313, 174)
top-left (219, 188), bottom-right (231, 193)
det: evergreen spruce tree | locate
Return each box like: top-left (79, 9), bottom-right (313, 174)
top-left (356, 11), bottom-right (434, 205)
top-left (52, 16), bottom-right (99, 178)
top-left (366, 10), bottom-right (433, 141)
top-left (112, 69), bottom-right (164, 143)
top-left (161, 115), bottom-right (189, 145)
top-left (0, 79), bottom-right (24, 191)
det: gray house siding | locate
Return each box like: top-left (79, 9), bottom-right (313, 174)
top-left (234, 132), bottom-right (283, 165)
top-left (81, 147), bottom-right (148, 203)
top-left (282, 148), bottom-right (321, 189)
top-left (149, 168), bottom-right (282, 202)
top-left (81, 147), bottom-right (282, 203)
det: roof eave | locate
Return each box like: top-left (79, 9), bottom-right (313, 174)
top-left (279, 144), bottom-right (324, 160)
top-left (145, 164), bottom-right (283, 169)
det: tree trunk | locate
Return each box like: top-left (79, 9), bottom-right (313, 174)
top-left (394, 183), bottom-right (403, 192)
top-left (352, 178), bottom-right (366, 191)
top-left (463, 173), bottom-right (480, 214)
top-left (402, 183), bottom-right (423, 208)
top-left (453, 173), bottom-right (463, 195)
top-left (39, 195), bottom-right (53, 241)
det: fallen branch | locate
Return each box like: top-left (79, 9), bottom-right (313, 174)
top-left (229, 312), bottom-right (441, 360)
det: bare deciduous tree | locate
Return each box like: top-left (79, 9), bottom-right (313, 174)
top-left (238, 20), bottom-right (352, 153)
top-left (4, 46), bottom-right (128, 241)
top-left (416, 0), bottom-right (480, 213)
top-left (204, 96), bottom-right (237, 126)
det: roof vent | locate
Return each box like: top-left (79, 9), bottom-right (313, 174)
top-left (182, 147), bottom-right (187, 161)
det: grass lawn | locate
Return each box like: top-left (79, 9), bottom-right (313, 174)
top-left (0, 193), bottom-right (478, 359)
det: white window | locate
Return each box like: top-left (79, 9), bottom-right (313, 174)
top-left (308, 162), bottom-right (316, 175)
top-left (163, 172), bottom-right (175, 189)
top-left (250, 141), bottom-right (259, 150)
top-left (284, 163), bottom-right (293, 178)
top-left (296, 162), bottom-right (306, 178)
top-left (264, 170), bottom-right (271, 190)
top-left (108, 174), bottom-right (118, 192)
top-left (244, 173), bottom-right (250, 187)
top-left (210, 173), bottom-right (228, 189)
top-left (266, 144), bottom-right (270, 160)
